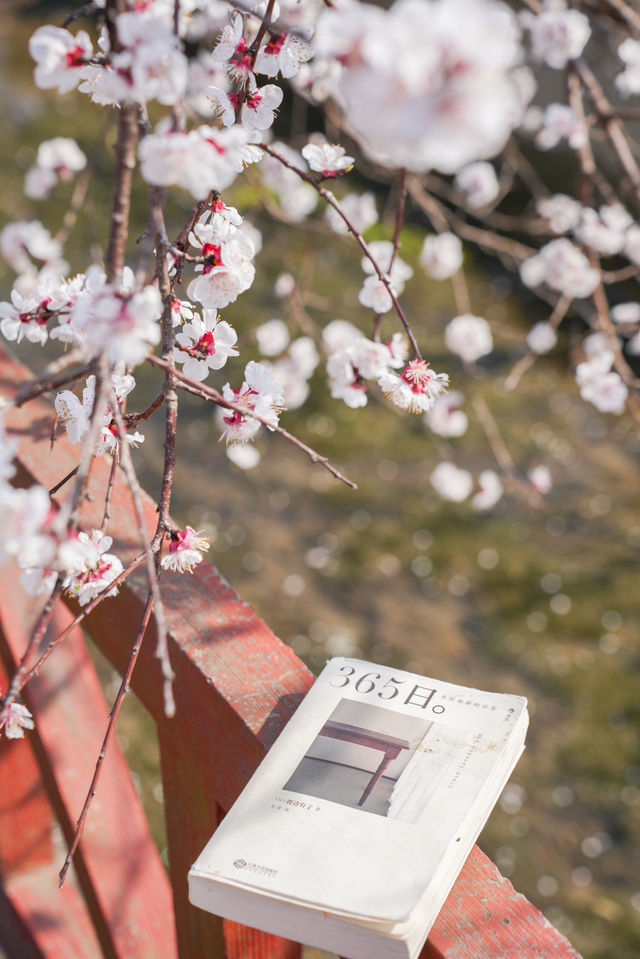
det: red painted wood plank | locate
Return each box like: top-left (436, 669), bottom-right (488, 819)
top-left (0, 575), bottom-right (178, 959)
top-left (0, 344), bottom-right (582, 958)
top-left (0, 660), bottom-right (53, 878)
top-left (2, 862), bottom-right (103, 959)
top-left (421, 846), bottom-right (581, 958)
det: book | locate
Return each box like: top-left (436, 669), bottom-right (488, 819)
top-left (188, 657), bottom-right (528, 959)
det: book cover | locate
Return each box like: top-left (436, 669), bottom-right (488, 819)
top-left (189, 658), bottom-right (528, 955)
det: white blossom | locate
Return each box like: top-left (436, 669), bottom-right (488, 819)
top-left (535, 104), bottom-right (586, 151)
top-left (379, 359), bottom-right (449, 414)
top-left (362, 241), bottom-right (413, 292)
top-left (62, 530), bottom-right (124, 606)
top-left (254, 31), bottom-right (313, 79)
top-left (218, 361), bottom-right (284, 444)
top-left (358, 275), bottom-right (394, 314)
top-left (419, 233), bottom-right (463, 280)
top-left (186, 219), bottom-right (256, 310)
top-left (520, 239), bottom-right (599, 299)
top-left (528, 465), bottom-right (551, 495)
top-left (623, 225), bottom-right (640, 266)
top-left (611, 303), bottom-right (640, 326)
top-left (0, 701), bottom-right (35, 740)
top-left (574, 205), bottom-right (632, 257)
top-left (174, 311), bottom-right (239, 381)
top-left (274, 273), bottom-right (296, 298)
top-left (79, 12), bottom-right (188, 107)
top-left (454, 162), bottom-right (500, 208)
top-left (472, 470), bottom-right (503, 510)
top-left (0, 221), bottom-right (65, 276)
top-left (527, 0), bottom-right (590, 69)
top-left (527, 322), bottom-right (558, 354)
top-left (425, 391), bottom-right (468, 437)
top-left (256, 319), bottom-right (290, 356)
top-left (139, 125), bottom-right (260, 200)
top-left (430, 461), bottom-right (473, 501)
top-left (615, 39), bottom-right (640, 97)
top-left (161, 526), bottom-right (210, 573)
top-left (29, 25), bottom-right (92, 94)
top-left (226, 444), bottom-right (261, 469)
top-left (209, 82), bottom-right (284, 132)
top-left (575, 353), bottom-right (628, 414)
top-left (325, 192), bottom-right (377, 235)
top-left (445, 314), bottom-right (493, 363)
top-left (72, 277), bottom-right (162, 368)
top-left (536, 194), bottom-right (582, 235)
top-left (302, 142), bottom-right (354, 176)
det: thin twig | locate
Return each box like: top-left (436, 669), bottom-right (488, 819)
top-left (259, 142), bottom-right (423, 359)
top-left (50, 465), bottom-right (80, 497)
top-left (59, 591), bottom-right (155, 887)
top-left (147, 355), bottom-right (358, 489)
top-left (109, 387), bottom-right (174, 716)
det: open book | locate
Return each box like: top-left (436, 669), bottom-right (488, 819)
top-left (189, 658), bottom-right (528, 959)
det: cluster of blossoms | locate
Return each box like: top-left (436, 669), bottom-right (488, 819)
top-left (55, 372), bottom-right (144, 455)
top-left (314, 0), bottom-right (529, 173)
top-left (3, 0), bottom-right (639, 708)
top-left (575, 337), bottom-right (628, 415)
top-left (0, 408), bottom-right (126, 608)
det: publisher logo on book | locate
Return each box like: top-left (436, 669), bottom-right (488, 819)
top-left (233, 859), bottom-right (247, 869)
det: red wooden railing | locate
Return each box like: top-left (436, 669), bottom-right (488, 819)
top-left (0, 345), bottom-right (582, 959)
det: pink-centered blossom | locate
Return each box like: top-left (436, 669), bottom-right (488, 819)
top-left (218, 361), bottom-right (284, 444)
top-left (301, 142), bottom-right (354, 177)
top-left (174, 311), bottom-right (239, 381)
top-left (62, 530), bottom-right (124, 606)
top-left (187, 219), bottom-right (256, 310)
top-left (161, 527), bottom-right (210, 573)
top-left (29, 25), bottom-right (93, 94)
top-left (254, 31), bottom-right (313, 79)
top-left (209, 82), bottom-right (284, 132)
top-left (139, 125), bottom-right (261, 200)
top-left (212, 15), bottom-right (254, 83)
top-left (378, 359), bottom-right (449, 414)
top-left (72, 277), bottom-right (162, 368)
top-left (79, 12), bottom-right (188, 106)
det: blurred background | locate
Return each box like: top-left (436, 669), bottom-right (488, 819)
top-left (1, 2), bottom-right (639, 957)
